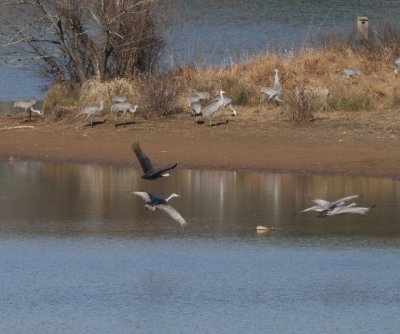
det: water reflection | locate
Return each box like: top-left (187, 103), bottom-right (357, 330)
top-left (0, 160), bottom-right (399, 240)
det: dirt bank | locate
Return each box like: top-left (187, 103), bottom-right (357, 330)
top-left (0, 108), bottom-right (399, 179)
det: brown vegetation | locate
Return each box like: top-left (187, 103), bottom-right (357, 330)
top-left (42, 43), bottom-right (400, 122)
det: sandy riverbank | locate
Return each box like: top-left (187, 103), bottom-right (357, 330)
top-left (0, 107), bottom-right (399, 179)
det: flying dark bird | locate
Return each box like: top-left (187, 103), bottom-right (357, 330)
top-left (132, 191), bottom-right (189, 228)
top-left (131, 142), bottom-right (177, 180)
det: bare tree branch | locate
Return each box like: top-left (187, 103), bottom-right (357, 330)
top-left (0, 0), bottom-right (164, 84)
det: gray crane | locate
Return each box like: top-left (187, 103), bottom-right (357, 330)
top-left (132, 191), bottom-right (189, 229)
top-left (80, 101), bottom-right (104, 126)
top-left (322, 203), bottom-right (375, 217)
top-left (189, 101), bottom-right (202, 123)
top-left (13, 98), bottom-right (38, 121)
top-left (321, 86), bottom-right (330, 97)
top-left (299, 194), bottom-right (360, 215)
top-left (342, 68), bottom-right (361, 79)
top-left (111, 95), bottom-right (128, 104)
top-left (110, 103), bottom-right (138, 122)
top-left (215, 93), bottom-right (237, 116)
top-left (187, 91), bottom-right (210, 106)
top-left (394, 57), bottom-right (400, 76)
top-left (261, 69), bottom-right (284, 103)
top-left (201, 90), bottom-right (226, 126)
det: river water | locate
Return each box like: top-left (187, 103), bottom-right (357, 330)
top-left (1, 0), bottom-right (400, 101)
top-left (0, 160), bottom-right (399, 333)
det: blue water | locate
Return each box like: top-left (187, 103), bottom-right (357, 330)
top-left (0, 160), bottom-right (399, 333)
top-left (0, 238), bottom-right (399, 334)
top-left (2, 0), bottom-right (400, 100)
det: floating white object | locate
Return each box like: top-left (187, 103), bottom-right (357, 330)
top-left (256, 225), bottom-right (274, 232)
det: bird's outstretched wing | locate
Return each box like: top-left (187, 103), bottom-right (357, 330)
top-left (132, 191), bottom-right (151, 203)
top-left (156, 204), bottom-right (187, 227)
top-left (311, 199), bottom-right (331, 208)
top-left (154, 163), bottom-right (178, 176)
top-left (131, 142), bottom-right (153, 173)
top-left (331, 194), bottom-right (359, 206)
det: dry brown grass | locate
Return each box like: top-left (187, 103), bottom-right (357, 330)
top-left (43, 42), bottom-right (400, 123)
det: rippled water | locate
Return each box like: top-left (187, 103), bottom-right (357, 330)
top-left (0, 160), bottom-right (400, 333)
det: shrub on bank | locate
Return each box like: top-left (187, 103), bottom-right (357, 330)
top-left (43, 33), bottom-right (400, 122)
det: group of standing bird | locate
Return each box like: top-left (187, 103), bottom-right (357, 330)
top-left (130, 142), bottom-right (189, 229)
top-left (187, 90), bottom-right (237, 126)
top-left (80, 95), bottom-right (138, 126)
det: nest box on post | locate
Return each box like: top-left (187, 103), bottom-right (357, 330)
top-left (357, 16), bottom-right (368, 40)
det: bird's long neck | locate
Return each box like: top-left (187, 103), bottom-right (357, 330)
top-left (165, 194), bottom-right (176, 202)
top-left (274, 71), bottom-right (280, 85)
top-left (219, 91), bottom-right (225, 106)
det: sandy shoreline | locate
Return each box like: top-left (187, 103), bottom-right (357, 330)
top-left (0, 110), bottom-right (399, 179)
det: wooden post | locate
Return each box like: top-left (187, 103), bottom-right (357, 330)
top-left (357, 16), bottom-right (368, 40)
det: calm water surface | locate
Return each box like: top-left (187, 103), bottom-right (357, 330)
top-left (0, 160), bottom-right (399, 333)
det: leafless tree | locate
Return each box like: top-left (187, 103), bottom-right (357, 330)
top-left (0, 0), bottom-right (164, 84)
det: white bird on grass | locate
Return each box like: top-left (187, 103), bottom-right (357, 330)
top-left (132, 191), bottom-right (189, 229)
top-left (342, 68), bottom-right (361, 79)
top-left (261, 69), bottom-right (284, 103)
top-left (394, 57), bottom-right (400, 76)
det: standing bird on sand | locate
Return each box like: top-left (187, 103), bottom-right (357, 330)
top-left (111, 103), bottom-right (138, 122)
top-left (131, 142), bottom-right (177, 180)
top-left (132, 191), bottom-right (189, 229)
top-left (201, 90), bottom-right (226, 126)
top-left (13, 98), bottom-right (38, 121)
top-left (189, 101), bottom-right (202, 123)
top-left (80, 101), bottom-right (104, 126)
